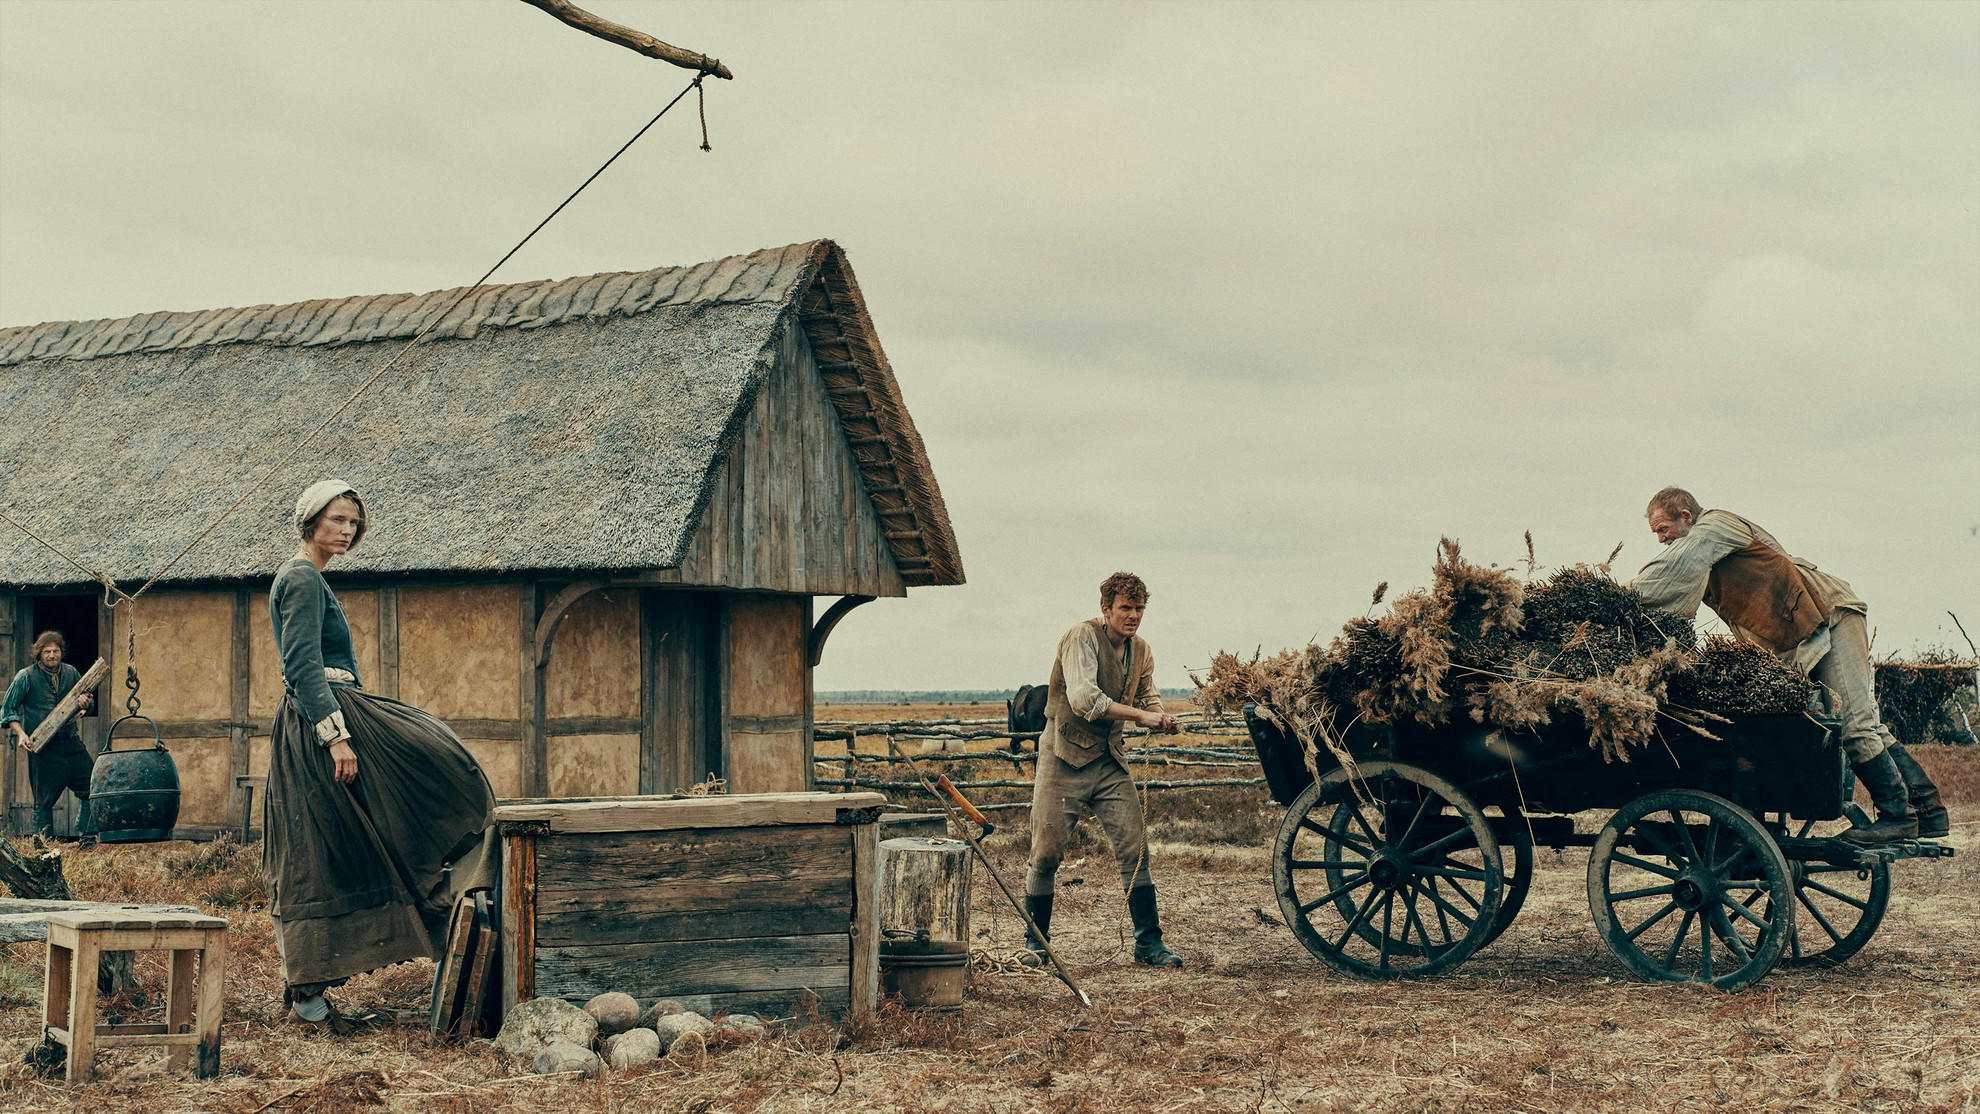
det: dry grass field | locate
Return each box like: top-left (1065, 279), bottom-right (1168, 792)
top-left (1, 704), bottom-right (1975, 1114)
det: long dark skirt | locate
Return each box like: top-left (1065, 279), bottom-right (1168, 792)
top-left (264, 685), bottom-right (496, 991)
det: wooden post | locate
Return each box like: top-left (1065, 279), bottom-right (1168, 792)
top-left (498, 831), bottom-right (537, 1015)
top-left (0, 592), bottom-right (14, 834)
top-left (520, 581), bottom-right (546, 799)
top-left (228, 592), bottom-right (251, 837)
top-left (194, 926), bottom-right (224, 1079)
top-left (376, 587), bottom-right (399, 700)
top-left (164, 946), bottom-right (196, 1072)
top-left (62, 923), bottom-right (99, 1082)
top-left (638, 591), bottom-right (658, 794)
top-left (848, 820), bottom-right (879, 1017)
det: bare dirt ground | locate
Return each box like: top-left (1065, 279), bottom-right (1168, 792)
top-left (1, 708), bottom-right (1975, 1114)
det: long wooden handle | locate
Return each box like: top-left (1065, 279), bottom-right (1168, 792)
top-left (887, 740), bottom-right (1091, 1006)
top-left (25, 657), bottom-right (108, 753)
top-left (935, 775), bottom-right (988, 827)
top-left (519, 0), bottom-right (733, 79)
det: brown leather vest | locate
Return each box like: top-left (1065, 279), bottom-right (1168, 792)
top-left (1701, 513), bottom-right (1831, 651)
top-left (1044, 618), bottom-right (1148, 768)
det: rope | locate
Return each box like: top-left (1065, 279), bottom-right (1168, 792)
top-left (2, 76), bottom-right (712, 622)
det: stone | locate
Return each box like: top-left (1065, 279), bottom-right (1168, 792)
top-left (638, 998), bottom-right (687, 1028)
top-left (606, 1027), bottom-right (662, 1070)
top-left (717, 1013), bottom-right (767, 1040)
top-left (585, 992), bottom-right (641, 1035)
top-left (531, 1041), bottom-right (602, 1078)
top-left (495, 996), bottom-right (598, 1063)
top-left (649, 1010), bottom-right (714, 1052)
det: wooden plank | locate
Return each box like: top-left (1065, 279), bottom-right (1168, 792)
top-left (544, 716), bottom-right (643, 737)
top-left (533, 933), bottom-right (851, 997)
top-left (499, 833), bottom-right (536, 1015)
top-left (638, 592), bottom-right (658, 794)
top-left (521, 580), bottom-right (546, 798)
top-left (228, 592), bottom-right (251, 836)
top-left (802, 597), bottom-right (816, 791)
top-left (730, 714), bottom-right (804, 734)
top-left (427, 899), bottom-right (476, 1038)
top-left (716, 597), bottom-right (733, 785)
top-left (848, 821), bottom-right (879, 1016)
top-left (65, 927), bottom-right (100, 1081)
top-left (459, 893), bottom-right (497, 1037)
top-left (376, 586), bottom-right (399, 699)
top-left (439, 719), bottom-right (525, 741)
top-left (25, 657), bottom-right (108, 752)
top-left (493, 791), bottom-right (885, 834)
top-left (532, 823), bottom-right (850, 884)
top-left (0, 593), bottom-right (14, 833)
top-left (534, 880), bottom-right (853, 946)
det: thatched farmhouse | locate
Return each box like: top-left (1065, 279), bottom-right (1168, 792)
top-left (0, 240), bottom-right (962, 837)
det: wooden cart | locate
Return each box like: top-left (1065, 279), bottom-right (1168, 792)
top-left (494, 791), bottom-right (888, 1021)
top-left (1245, 707), bottom-right (1954, 991)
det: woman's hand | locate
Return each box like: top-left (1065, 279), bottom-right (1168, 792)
top-left (328, 739), bottom-right (358, 784)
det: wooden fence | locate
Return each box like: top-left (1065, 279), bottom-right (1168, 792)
top-left (811, 713), bottom-right (1268, 807)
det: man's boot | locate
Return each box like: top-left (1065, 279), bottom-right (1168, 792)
top-left (1018, 894), bottom-right (1054, 968)
top-left (75, 799), bottom-right (97, 850)
top-left (1843, 749), bottom-right (1919, 845)
top-left (1885, 742), bottom-right (1949, 838)
top-left (30, 809), bottom-right (54, 839)
top-left (1127, 884), bottom-right (1182, 968)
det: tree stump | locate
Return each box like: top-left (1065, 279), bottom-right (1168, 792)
top-left (0, 839), bottom-right (137, 994)
top-left (876, 837), bottom-right (972, 943)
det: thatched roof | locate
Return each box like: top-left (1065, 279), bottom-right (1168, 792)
top-left (0, 240), bottom-right (962, 590)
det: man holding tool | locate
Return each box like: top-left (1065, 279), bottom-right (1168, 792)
top-left (1023, 572), bottom-right (1184, 969)
top-left (3, 631), bottom-right (95, 841)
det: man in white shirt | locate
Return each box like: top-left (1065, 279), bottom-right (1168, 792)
top-left (1630, 487), bottom-right (1944, 844)
top-left (1022, 572), bottom-right (1184, 969)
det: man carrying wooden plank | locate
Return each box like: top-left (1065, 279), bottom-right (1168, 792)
top-left (1023, 573), bottom-right (1184, 969)
top-left (1630, 487), bottom-right (1946, 844)
top-left (2, 631), bottom-right (95, 842)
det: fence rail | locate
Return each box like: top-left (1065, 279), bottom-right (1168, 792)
top-left (811, 714), bottom-right (1267, 801)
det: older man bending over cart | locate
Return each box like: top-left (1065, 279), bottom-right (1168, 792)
top-left (1630, 486), bottom-right (1946, 845)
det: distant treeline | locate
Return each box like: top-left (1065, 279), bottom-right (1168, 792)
top-left (818, 688), bottom-right (1196, 706)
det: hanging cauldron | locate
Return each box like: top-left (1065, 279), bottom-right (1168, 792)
top-left (89, 714), bottom-right (181, 843)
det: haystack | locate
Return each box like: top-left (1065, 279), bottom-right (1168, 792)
top-left (1196, 539), bottom-right (1815, 763)
top-left (1873, 652), bottom-right (1978, 747)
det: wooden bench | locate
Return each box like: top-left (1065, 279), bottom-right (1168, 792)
top-left (41, 908), bottom-right (227, 1082)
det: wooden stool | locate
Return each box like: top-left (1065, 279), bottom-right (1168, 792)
top-left (41, 909), bottom-right (227, 1082)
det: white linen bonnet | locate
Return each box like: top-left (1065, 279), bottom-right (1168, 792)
top-left (294, 480), bottom-right (366, 548)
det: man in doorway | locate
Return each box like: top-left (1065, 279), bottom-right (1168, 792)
top-left (3, 631), bottom-right (95, 841)
top-left (1023, 572), bottom-right (1184, 969)
top-left (1630, 488), bottom-right (1945, 845)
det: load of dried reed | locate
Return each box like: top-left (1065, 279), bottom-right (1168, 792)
top-left (1873, 650), bottom-right (1978, 747)
top-left (1195, 539), bottom-right (1816, 763)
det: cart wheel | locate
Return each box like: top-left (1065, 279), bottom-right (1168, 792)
top-left (1768, 815), bottom-right (1891, 969)
top-left (1589, 789), bottom-right (1793, 991)
top-left (1274, 761), bottom-right (1503, 979)
top-left (1479, 807), bottom-right (1534, 949)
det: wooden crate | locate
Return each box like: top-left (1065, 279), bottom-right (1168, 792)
top-left (495, 791), bottom-right (887, 1022)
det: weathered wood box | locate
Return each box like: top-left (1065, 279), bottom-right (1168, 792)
top-left (495, 791), bottom-right (886, 1022)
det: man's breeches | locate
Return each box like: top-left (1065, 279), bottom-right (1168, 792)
top-left (29, 738), bottom-right (93, 811)
top-left (1026, 752), bottom-right (1152, 897)
top-left (1811, 611), bottom-right (1894, 763)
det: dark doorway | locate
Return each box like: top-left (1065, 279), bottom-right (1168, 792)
top-left (12, 594), bottom-right (103, 836)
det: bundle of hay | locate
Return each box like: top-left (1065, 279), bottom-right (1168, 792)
top-left (1873, 651), bottom-right (1978, 747)
top-left (1195, 539), bottom-right (1815, 763)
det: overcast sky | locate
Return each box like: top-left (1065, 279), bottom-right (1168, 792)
top-left (3, 1), bottom-right (1975, 691)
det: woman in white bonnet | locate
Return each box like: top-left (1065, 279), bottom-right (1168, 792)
top-left (263, 480), bottom-right (495, 1032)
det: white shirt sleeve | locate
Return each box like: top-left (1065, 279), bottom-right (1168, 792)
top-left (1061, 626), bottom-right (1114, 721)
top-left (1628, 513), bottom-right (1751, 618)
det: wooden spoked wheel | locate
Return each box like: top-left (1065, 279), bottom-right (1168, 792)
top-left (1274, 761), bottom-right (1504, 980)
top-left (1315, 800), bottom-right (1531, 954)
top-left (1765, 814), bottom-right (1891, 969)
top-left (1588, 789), bottom-right (1794, 992)
top-left (1479, 807), bottom-right (1533, 949)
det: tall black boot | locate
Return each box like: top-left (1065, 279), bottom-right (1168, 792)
top-left (1127, 884), bottom-right (1182, 968)
top-left (1843, 749), bottom-right (1919, 845)
top-left (30, 809), bottom-right (54, 838)
top-left (1885, 742), bottom-right (1949, 838)
top-left (1019, 893), bottom-right (1054, 968)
